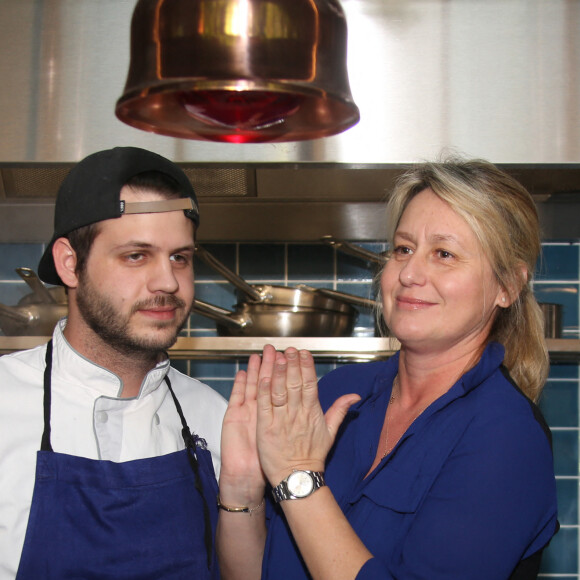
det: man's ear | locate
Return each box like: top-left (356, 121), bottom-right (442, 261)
top-left (52, 238), bottom-right (79, 288)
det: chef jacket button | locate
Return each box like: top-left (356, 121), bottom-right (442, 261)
top-left (96, 411), bottom-right (108, 423)
top-left (154, 413), bottom-right (160, 425)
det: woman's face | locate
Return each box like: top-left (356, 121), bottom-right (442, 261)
top-left (381, 188), bottom-right (506, 354)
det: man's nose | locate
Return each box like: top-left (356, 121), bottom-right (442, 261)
top-left (149, 258), bottom-right (180, 293)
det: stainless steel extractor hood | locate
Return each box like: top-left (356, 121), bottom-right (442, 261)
top-left (0, 0), bottom-right (578, 241)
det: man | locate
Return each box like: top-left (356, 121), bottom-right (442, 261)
top-left (0, 147), bottom-right (227, 579)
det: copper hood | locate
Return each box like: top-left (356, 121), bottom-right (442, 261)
top-left (115, 0), bottom-right (360, 143)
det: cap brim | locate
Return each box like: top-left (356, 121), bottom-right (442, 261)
top-left (37, 235), bottom-right (63, 286)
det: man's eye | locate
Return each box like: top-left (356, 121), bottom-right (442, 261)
top-left (171, 254), bottom-right (190, 264)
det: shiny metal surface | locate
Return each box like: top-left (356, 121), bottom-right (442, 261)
top-left (3, 196), bottom-right (580, 243)
top-left (0, 336), bottom-right (578, 363)
top-left (539, 303), bottom-right (563, 339)
top-left (191, 299), bottom-right (358, 337)
top-left (0, 270), bottom-right (67, 336)
top-left (0, 335), bottom-right (401, 360)
top-left (321, 235), bottom-right (388, 265)
top-left (0, 0), bottom-right (578, 163)
top-left (195, 243), bottom-right (364, 309)
top-left (116, 0), bottom-right (359, 143)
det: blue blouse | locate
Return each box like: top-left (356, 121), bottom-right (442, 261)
top-left (261, 342), bottom-right (558, 579)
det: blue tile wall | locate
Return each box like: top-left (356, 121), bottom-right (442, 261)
top-left (0, 239), bottom-right (578, 577)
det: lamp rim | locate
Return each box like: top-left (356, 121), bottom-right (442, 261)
top-left (115, 80), bottom-right (360, 143)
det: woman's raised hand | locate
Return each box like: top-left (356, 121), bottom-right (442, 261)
top-left (256, 347), bottom-right (360, 488)
top-left (219, 344), bottom-right (277, 504)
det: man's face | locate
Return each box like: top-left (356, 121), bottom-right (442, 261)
top-left (73, 187), bottom-right (195, 356)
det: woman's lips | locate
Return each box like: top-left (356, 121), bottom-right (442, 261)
top-left (396, 296), bottom-right (434, 310)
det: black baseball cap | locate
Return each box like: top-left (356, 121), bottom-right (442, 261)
top-left (38, 146), bottom-right (200, 286)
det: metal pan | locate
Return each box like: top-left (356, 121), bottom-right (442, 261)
top-left (16, 267), bottom-right (59, 304)
top-left (194, 244), bottom-right (371, 311)
top-left (191, 298), bottom-right (358, 337)
top-left (539, 302), bottom-right (562, 338)
top-left (321, 235), bottom-right (388, 266)
top-left (0, 268), bottom-right (68, 336)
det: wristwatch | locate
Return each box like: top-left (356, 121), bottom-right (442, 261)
top-left (272, 470), bottom-right (326, 503)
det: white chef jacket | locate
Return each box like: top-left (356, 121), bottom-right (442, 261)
top-left (0, 319), bottom-right (227, 580)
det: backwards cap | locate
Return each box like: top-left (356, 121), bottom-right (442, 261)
top-left (38, 147), bottom-right (199, 286)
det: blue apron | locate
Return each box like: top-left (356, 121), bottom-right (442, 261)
top-left (16, 341), bottom-right (219, 579)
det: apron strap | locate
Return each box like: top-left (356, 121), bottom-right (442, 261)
top-left (165, 375), bottom-right (213, 571)
top-left (41, 340), bottom-right (54, 452)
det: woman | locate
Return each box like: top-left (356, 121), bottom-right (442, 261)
top-left (216, 158), bottom-right (559, 579)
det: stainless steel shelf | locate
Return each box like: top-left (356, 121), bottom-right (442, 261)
top-left (169, 337), bottom-right (401, 361)
top-left (0, 337), bottom-right (579, 362)
top-left (0, 336), bottom-right (400, 361)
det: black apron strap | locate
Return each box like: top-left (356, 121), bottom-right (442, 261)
top-left (165, 375), bottom-right (213, 571)
top-left (41, 340), bottom-right (53, 452)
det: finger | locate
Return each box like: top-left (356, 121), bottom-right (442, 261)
top-left (270, 351), bottom-right (289, 408)
top-left (256, 376), bottom-right (273, 421)
top-left (258, 344), bottom-right (277, 385)
top-left (243, 353), bottom-right (262, 401)
top-left (229, 369), bottom-right (248, 408)
top-left (284, 348), bottom-right (303, 407)
top-left (298, 349), bottom-right (319, 408)
top-left (325, 394), bottom-right (361, 440)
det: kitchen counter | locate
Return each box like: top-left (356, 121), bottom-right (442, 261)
top-left (0, 337), bottom-right (578, 362)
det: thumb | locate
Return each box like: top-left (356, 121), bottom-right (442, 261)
top-left (325, 394), bottom-right (361, 441)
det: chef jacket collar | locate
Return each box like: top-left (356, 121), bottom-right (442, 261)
top-left (51, 319), bottom-right (171, 399)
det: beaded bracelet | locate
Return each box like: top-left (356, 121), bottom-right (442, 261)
top-left (217, 495), bottom-right (265, 516)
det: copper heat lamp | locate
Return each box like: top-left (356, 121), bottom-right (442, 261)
top-left (115, 0), bottom-right (360, 143)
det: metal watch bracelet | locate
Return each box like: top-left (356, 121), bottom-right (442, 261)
top-left (271, 470), bottom-right (326, 503)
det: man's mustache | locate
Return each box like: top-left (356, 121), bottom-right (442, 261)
top-left (131, 295), bottom-right (188, 314)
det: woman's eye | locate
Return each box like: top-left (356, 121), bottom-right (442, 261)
top-left (437, 249), bottom-right (454, 259)
top-left (393, 245), bottom-right (412, 255)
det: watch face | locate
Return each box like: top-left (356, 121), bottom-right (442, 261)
top-left (287, 471), bottom-right (314, 498)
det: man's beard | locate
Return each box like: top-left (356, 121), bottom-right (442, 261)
top-left (75, 275), bottom-right (190, 357)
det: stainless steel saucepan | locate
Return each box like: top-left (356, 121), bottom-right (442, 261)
top-left (193, 244), bottom-right (383, 336)
top-left (194, 244), bottom-right (375, 310)
top-left (0, 268), bottom-right (68, 336)
top-left (191, 298), bottom-right (358, 337)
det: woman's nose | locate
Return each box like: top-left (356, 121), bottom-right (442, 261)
top-left (399, 253), bottom-right (427, 286)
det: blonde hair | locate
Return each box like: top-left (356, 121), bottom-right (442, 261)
top-left (382, 157), bottom-right (548, 402)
